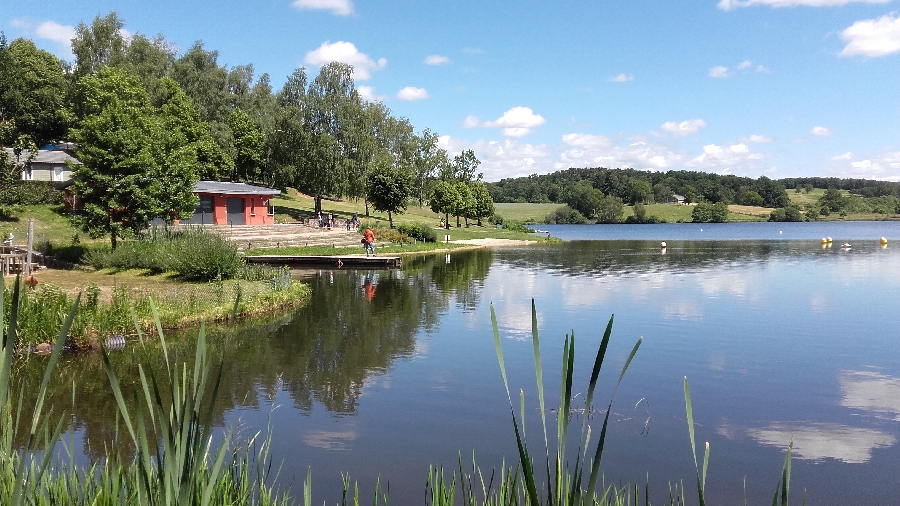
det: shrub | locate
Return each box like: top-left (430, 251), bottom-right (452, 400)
top-left (691, 202), bottom-right (729, 223)
top-left (544, 206), bottom-right (586, 224)
top-left (488, 213), bottom-right (504, 226)
top-left (502, 220), bottom-right (533, 233)
top-left (371, 228), bottom-right (413, 244)
top-left (397, 222), bottom-right (437, 242)
top-left (0, 180), bottom-right (64, 206)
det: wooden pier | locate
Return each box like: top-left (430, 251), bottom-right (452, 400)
top-left (245, 254), bottom-right (402, 269)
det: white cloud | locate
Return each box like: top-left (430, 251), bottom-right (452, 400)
top-left (438, 135), bottom-right (551, 180)
top-left (424, 55), bottom-right (450, 65)
top-left (610, 73), bottom-right (634, 82)
top-left (396, 86), bottom-right (429, 101)
top-left (736, 59), bottom-right (752, 70)
top-left (718, 0), bottom-right (890, 10)
top-left (747, 423), bottom-right (895, 464)
top-left (756, 64), bottom-right (770, 72)
top-left (557, 135), bottom-right (683, 171)
top-left (304, 41), bottom-right (386, 80)
top-left (746, 134), bottom-right (773, 143)
top-left (357, 86), bottom-right (386, 102)
top-left (461, 116), bottom-right (480, 129)
top-left (690, 143), bottom-right (765, 169)
top-left (839, 14), bottom-right (900, 57)
top-left (484, 107), bottom-right (546, 137)
top-left (291, 0), bottom-right (354, 16)
top-left (831, 150), bottom-right (900, 180)
top-left (811, 126), bottom-right (832, 136)
top-left (661, 119), bottom-right (706, 137)
top-left (708, 66), bottom-right (730, 78)
top-left (34, 21), bottom-right (76, 45)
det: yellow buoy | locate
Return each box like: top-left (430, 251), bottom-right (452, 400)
top-left (880, 237), bottom-right (888, 245)
top-left (826, 237), bottom-right (833, 243)
top-left (821, 238), bottom-right (827, 245)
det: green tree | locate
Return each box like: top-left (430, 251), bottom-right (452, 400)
top-left (0, 38), bottom-right (70, 147)
top-left (596, 196), bottom-right (625, 223)
top-left (468, 181), bottom-right (495, 226)
top-left (71, 12), bottom-right (127, 78)
top-left (754, 176), bottom-right (789, 208)
top-left (69, 68), bottom-right (199, 248)
top-left (741, 190), bottom-right (764, 207)
top-left (625, 178), bottom-right (652, 205)
top-left (691, 201), bottom-right (729, 223)
top-left (228, 108), bottom-right (265, 182)
top-left (564, 181), bottom-right (604, 219)
top-left (411, 128), bottom-right (447, 206)
top-left (429, 180), bottom-right (461, 229)
top-left (365, 151), bottom-right (413, 228)
top-left (819, 188), bottom-right (846, 213)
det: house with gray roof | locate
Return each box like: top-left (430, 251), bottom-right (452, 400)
top-left (3, 148), bottom-right (81, 182)
top-left (183, 181), bottom-right (281, 225)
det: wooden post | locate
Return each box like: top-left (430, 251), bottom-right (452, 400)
top-left (26, 218), bottom-right (34, 276)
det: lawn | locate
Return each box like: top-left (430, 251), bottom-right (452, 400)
top-left (493, 203), bottom-right (560, 223)
top-left (0, 204), bottom-right (96, 248)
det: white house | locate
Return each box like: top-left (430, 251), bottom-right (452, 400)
top-left (3, 147), bottom-right (81, 182)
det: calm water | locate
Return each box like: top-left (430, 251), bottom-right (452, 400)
top-left (16, 221), bottom-right (900, 504)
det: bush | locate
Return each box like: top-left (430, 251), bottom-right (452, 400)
top-left (691, 202), bottom-right (729, 223)
top-left (544, 206), bottom-right (586, 224)
top-left (397, 222), bottom-right (437, 242)
top-left (0, 180), bottom-right (64, 205)
top-left (502, 220), bottom-right (533, 233)
top-left (488, 213), bottom-right (504, 226)
top-left (768, 205), bottom-right (803, 222)
top-left (371, 228), bottom-right (413, 244)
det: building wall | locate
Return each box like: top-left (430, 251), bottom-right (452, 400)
top-left (202, 193), bottom-right (275, 225)
top-left (22, 163), bottom-right (74, 182)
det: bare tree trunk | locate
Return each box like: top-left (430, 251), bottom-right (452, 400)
top-left (365, 199), bottom-right (370, 217)
top-left (388, 210), bottom-right (393, 228)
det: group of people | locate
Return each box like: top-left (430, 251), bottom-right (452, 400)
top-left (315, 212), bottom-right (362, 231)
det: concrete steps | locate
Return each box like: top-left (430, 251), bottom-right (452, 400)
top-left (197, 224), bottom-right (362, 251)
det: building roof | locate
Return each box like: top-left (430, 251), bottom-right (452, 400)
top-left (3, 148), bottom-right (81, 165)
top-left (193, 181), bottom-right (281, 195)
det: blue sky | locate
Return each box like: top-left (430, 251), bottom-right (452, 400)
top-left (2, 0), bottom-right (898, 181)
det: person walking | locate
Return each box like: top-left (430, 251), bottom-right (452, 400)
top-left (363, 227), bottom-right (376, 257)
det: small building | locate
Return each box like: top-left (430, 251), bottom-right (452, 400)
top-left (183, 181), bottom-right (280, 226)
top-left (4, 147), bottom-right (80, 182)
top-left (667, 194), bottom-right (686, 205)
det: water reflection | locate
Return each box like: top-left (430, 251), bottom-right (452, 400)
top-left (743, 422), bottom-right (896, 464)
top-left (840, 370), bottom-right (900, 420)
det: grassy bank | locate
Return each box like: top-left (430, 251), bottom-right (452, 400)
top-left (3, 269), bottom-right (310, 348)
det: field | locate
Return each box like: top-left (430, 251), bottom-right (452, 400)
top-left (493, 203), bottom-right (560, 223)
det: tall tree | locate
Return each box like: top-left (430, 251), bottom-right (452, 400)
top-left (411, 128), bottom-right (446, 206)
top-left (0, 38), bottom-right (70, 147)
top-left (429, 180), bottom-right (461, 229)
top-left (228, 108), bottom-right (265, 182)
top-left (69, 68), bottom-right (198, 248)
top-left (71, 12), bottom-right (127, 78)
top-left (468, 181), bottom-right (495, 226)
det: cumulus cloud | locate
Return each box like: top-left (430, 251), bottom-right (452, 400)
top-left (304, 41), bottom-right (386, 80)
top-left (736, 60), bottom-right (752, 70)
top-left (689, 143), bottom-right (765, 170)
top-left (424, 54), bottom-right (450, 65)
top-left (34, 21), bottom-right (77, 45)
top-left (357, 86), bottom-right (385, 102)
top-left (661, 119), bottom-right (707, 137)
top-left (291, 0), bottom-right (354, 16)
top-left (831, 150), bottom-right (900, 180)
top-left (461, 116), bottom-right (480, 129)
top-left (556, 134), bottom-right (683, 171)
top-left (709, 66), bottom-right (730, 78)
top-left (438, 135), bottom-right (551, 180)
top-left (396, 86), bottom-right (429, 101)
top-left (484, 107), bottom-right (546, 137)
top-left (839, 14), bottom-right (900, 57)
top-left (10, 18), bottom-right (77, 55)
top-left (610, 73), bottom-right (634, 82)
top-left (811, 126), bottom-right (832, 136)
top-left (718, 0), bottom-right (890, 10)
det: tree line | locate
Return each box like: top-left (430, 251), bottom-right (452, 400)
top-left (0, 12), bottom-right (492, 246)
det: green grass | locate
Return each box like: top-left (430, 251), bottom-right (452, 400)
top-left (493, 203), bottom-right (561, 223)
top-left (0, 204), bottom-right (98, 249)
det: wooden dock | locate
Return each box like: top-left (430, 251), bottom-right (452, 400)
top-left (245, 254), bottom-right (402, 269)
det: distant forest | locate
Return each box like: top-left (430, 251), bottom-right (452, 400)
top-left (486, 167), bottom-right (900, 205)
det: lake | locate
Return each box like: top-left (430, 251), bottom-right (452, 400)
top-left (16, 221), bottom-right (900, 504)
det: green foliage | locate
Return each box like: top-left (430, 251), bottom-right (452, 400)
top-left (768, 205), bottom-right (803, 222)
top-left (365, 154), bottom-right (414, 228)
top-left (691, 202), bottom-right (729, 223)
top-left (85, 227), bottom-right (242, 281)
top-left (596, 195), bottom-right (625, 223)
top-left (563, 181), bottom-right (604, 219)
top-left (819, 188), bottom-right (846, 213)
top-left (228, 107), bottom-right (265, 182)
top-left (0, 38), bottom-right (70, 146)
top-left (429, 180), bottom-right (462, 225)
top-left (803, 205), bottom-right (820, 221)
top-left (501, 220), bottom-right (532, 233)
top-left (0, 181), bottom-right (63, 206)
top-left (741, 190), bottom-right (764, 207)
top-left (544, 205), bottom-right (586, 224)
top-left (397, 222), bottom-right (437, 242)
top-left (69, 67), bottom-right (199, 248)
top-left (467, 181), bottom-right (495, 225)
top-left (625, 178), bottom-right (652, 205)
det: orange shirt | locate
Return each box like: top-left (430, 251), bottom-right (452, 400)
top-left (364, 228), bottom-right (375, 242)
